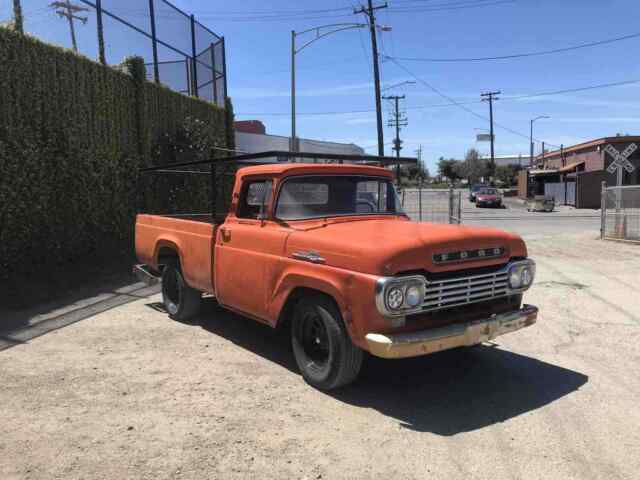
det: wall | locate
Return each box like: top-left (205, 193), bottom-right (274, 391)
top-left (0, 27), bottom-right (230, 283)
top-left (235, 131), bottom-right (365, 156)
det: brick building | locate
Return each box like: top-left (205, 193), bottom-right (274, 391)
top-left (518, 136), bottom-right (640, 208)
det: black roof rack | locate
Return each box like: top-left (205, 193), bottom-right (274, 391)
top-left (139, 150), bottom-right (417, 173)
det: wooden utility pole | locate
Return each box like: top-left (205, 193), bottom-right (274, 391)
top-left (354, 1), bottom-right (388, 157)
top-left (50, 1), bottom-right (88, 52)
top-left (481, 90), bottom-right (500, 180)
top-left (383, 94), bottom-right (407, 186)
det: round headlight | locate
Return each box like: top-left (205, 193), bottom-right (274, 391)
top-left (405, 285), bottom-right (422, 308)
top-left (521, 267), bottom-right (533, 287)
top-left (387, 287), bottom-right (404, 310)
top-left (508, 269), bottom-right (522, 289)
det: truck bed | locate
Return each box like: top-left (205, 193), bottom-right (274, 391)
top-left (135, 214), bottom-right (219, 294)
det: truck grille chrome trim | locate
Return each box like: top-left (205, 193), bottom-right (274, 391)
top-left (421, 269), bottom-right (510, 312)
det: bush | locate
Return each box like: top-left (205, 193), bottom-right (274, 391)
top-left (0, 27), bottom-right (231, 284)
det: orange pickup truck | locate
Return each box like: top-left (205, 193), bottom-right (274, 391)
top-left (135, 153), bottom-right (537, 390)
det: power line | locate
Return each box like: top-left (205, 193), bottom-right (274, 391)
top-left (387, 57), bottom-right (561, 148)
top-left (386, 31), bottom-right (640, 63)
top-left (236, 77), bottom-right (640, 117)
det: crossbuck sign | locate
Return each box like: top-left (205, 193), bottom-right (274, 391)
top-left (605, 143), bottom-right (636, 176)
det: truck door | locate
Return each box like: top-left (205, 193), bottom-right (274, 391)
top-left (214, 179), bottom-right (288, 322)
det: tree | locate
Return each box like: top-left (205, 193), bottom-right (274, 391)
top-left (495, 164), bottom-right (522, 186)
top-left (457, 148), bottom-right (488, 184)
top-left (437, 157), bottom-right (461, 182)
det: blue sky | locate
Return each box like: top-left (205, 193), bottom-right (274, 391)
top-left (7, 0), bottom-right (640, 173)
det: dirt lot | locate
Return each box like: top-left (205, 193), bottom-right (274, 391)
top-left (1, 233), bottom-right (639, 480)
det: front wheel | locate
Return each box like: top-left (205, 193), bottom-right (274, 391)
top-left (291, 296), bottom-right (363, 390)
top-left (161, 264), bottom-right (202, 321)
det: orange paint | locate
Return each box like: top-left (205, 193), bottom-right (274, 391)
top-left (136, 163), bottom-right (531, 352)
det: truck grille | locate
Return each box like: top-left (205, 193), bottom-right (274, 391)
top-left (422, 268), bottom-right (510, 312)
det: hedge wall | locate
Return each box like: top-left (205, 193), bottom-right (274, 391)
top-left (0, 27), bottom-right (231, 284)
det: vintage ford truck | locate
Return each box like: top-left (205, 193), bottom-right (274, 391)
top-left (135, 153), bottom-right (537, 390)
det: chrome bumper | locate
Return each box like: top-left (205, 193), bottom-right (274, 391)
top-left (365, 304), bottom-right (538, 359)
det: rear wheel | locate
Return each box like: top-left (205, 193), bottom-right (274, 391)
top-left (161, 263), bottom-right (201, 321)
top-left (291, 295), bottom-right (363, 390)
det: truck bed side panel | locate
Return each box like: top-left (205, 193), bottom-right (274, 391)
top-left (135, 214), bottom-right (217, 294)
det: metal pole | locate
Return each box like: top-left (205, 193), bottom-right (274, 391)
top-left (418, 183), bottom-right (422, 221)
top-left (448, 185), bottom-right (454, 224)
top-left (96, 0), bottom-right (105, 64)
top-left (366, 0), bottom-right (385, 156)
top-left (221, 37), bottom-right (228, 98)
top-left (12, 0), bottom-right (23, 34)
top-left (148, 0), bottom-right (159, 83)
top-left (600, 181), bottom-right (607, 239)
top-left (211, 42), bottom-right (218, 104)
top-left (291, 30), bottom-right (297, 152)
top-left (457, 191), bottom-right (462, 224)
top-left (190, 14), bottom-right (198, 97)
top-left (530, 119), bottom-right (534, 167)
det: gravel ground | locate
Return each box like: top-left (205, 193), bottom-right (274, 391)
top-left (1, 233), bottom-right (639, 480)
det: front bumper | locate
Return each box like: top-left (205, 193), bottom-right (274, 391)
top-left (365, 304), bottom-right (538, 359)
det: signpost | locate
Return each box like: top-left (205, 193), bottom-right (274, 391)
top-left (604, 143), bottom-right (637, 236)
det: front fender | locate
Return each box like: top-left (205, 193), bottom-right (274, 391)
top-left (268, 261), bottom-right (380, 348)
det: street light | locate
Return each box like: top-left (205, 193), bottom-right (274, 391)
top-left (291, 23), bottom-right (366, 152)
top-left (530, 115), bottom-right (550, 166)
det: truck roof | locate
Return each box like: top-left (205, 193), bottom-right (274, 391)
top-left (237, 163), bottom-right (394, 179)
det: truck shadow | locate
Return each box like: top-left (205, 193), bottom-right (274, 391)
top-left (173, 298), bottom-right (589, 436)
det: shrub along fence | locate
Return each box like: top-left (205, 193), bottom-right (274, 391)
top-left (0, 27), bottom-right (232, 289)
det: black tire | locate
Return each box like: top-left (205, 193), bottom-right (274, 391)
top-left (161, 263), bottom-right (201, 321)
top-left (291, 295), bottom-right (363, 391)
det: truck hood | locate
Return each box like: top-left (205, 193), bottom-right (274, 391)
top-left (285, 218), bottom-right (526, 275)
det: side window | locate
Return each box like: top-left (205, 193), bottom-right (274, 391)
top-left (237, 180), bottom-right (273, 219)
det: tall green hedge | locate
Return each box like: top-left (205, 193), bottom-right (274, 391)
top-left (0, 27), bottom-right (231, 282)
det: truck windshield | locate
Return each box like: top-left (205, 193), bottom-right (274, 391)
top-left (275, 176), bottom-right (403, 221)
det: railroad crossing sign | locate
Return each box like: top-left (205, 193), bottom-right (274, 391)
top-left (605, 143), bottom-right (636, 175)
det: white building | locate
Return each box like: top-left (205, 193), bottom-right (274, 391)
top-left (234, 120), bottom-right (364, 156)
top-left (481, 154), bottom-right (530, 167)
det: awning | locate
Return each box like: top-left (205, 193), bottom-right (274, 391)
top-left (558, 161), bottom-right (585, 174)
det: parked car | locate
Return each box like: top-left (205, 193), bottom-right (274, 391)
top-left (475, 187), bottom-right (503, 208)
top-left (469, 184), bottom-right (487, 202)
top-left (135, 154), bottom-right (537, 390)
top-left (526, 195), bottom-right (555, 212)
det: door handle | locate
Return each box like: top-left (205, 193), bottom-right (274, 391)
top-left (220, 227), bottom-right (231, 242)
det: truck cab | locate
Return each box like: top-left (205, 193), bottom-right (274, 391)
top-left (135, 154), bottom-right (537, 390)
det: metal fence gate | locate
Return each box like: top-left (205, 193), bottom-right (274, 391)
top-left (601, 185), bottom-right (640, 242)
top-left (545, 182), bottom-right (576, 206)
top-left (401, 187), bottom-right (462, 224)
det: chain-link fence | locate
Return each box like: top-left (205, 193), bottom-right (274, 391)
top-left (400, 187), bottom-right (462, 224)
top-left (6, 0), bottom-right (226, 106)
top-left (601, 185), bottom-right (640, 242)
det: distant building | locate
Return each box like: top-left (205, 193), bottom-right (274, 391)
top-left (234, 120), bottom-right (365, 156)
top-left (518, 135), bottom-right (640, 207)
top-left (481, 154), bottom-right (530, 167)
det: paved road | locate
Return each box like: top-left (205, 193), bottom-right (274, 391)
top-left (402, 189), bottom-right (601, 239)
top-left (1, 233), bottom-right (639, 479)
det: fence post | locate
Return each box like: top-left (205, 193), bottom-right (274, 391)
top-left (12, 0), bottom-right (23, 34)
top-left (210, 42), bottom-right (218, 105)
top-left (600, 181), bottom-right (606, 239)
top-left (418, 182), bottom-right (422, 222)
top-left (96, 0), bottom-right (106, 64)
top-left (190, 14), bottom-right (199, 97)
top-left (221, 36), bottom-right (228, 99)
top-left (148, 0), bottom-right (159, 82)
top-left (448, 185), bottom-right (454, 224)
